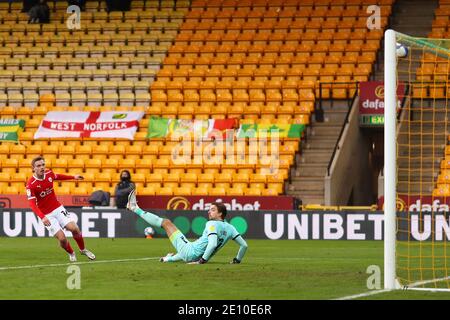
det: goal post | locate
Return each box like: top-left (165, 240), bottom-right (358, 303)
top-left (384, 29), bottom-right (450, 291)
top-left (384, 29), bottom-right (397, 290)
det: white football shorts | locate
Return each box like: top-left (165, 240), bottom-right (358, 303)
top-left (44, 205), bottom-right (73, 237)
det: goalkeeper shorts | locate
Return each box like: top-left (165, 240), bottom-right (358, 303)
top-left (168, 230), bottom-right (199, 262)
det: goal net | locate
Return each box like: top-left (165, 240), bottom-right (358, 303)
top-left (384, 29), bottom-right (450, 291)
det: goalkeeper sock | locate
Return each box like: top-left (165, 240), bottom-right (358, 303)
top-left (135, 208), bottom-right (163, 228)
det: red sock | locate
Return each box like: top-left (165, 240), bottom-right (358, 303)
top-left (73, 233), bottom-right (85, 251)
top-left (62, 241), bottom-right (74, 254)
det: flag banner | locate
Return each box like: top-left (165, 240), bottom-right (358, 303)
top-left (237, 123), bottom-right (305, 138)
top-left (147, 116), bottom-right (237, 139)
top-left (0, 119), bottom-right (25, 143)
top-left (34, 111), bottom-right (144, 140)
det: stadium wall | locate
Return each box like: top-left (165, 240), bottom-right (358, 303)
top-left (1, 209), bottom-right (448, 241)
top-left (325, 97), bottom-right (374, 206)
top-left (0, 195), bottom-right (296, 210)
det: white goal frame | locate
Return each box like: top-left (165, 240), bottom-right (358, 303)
top-left (384, 29), bottom-right (450, 292)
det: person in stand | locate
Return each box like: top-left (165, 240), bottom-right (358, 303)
top-left (28, 0), bottom-right (50, 24)
top-left (114, 170), bottom-right (135, 209)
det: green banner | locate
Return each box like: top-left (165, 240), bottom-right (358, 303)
top-left (0, 119), bottom-right (25, 143)
top-left (147, 116), bottom-right (237, 139)
top-left (147, 116), bottom-right (170, 138)
top-left (237, 124), bottom-right (305, 138)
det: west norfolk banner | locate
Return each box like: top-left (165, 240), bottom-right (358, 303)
top-left (0, 119), bottom-right (25, 143)
top-left (1, 209), bottom-right (448, 241)
top-left (34, 111), bottom-right (144, 140)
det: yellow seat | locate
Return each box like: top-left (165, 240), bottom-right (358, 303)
top-left (158, 186), bottom-right (173, 196)
top-left (140, 186), bottom-right (157, 196)
top-left (0, 172), bottom-right (11, 182)
top-left (227, 187), bottom-right (245, 196)
top-left (76, 145), bottom-right (92, 155)
top-left (102, 158), bottom-right (119, 169)
top-left (85, 158), bottom-right (102, 168)
top-left (92, 144), bottom-right (109, 154)
top-left (209, 187), bottom-right (227, 196)
top-left (4, 185), bottom-right (20, 195)
top-left (95, 172), bottom-right (112, 182)
top-left (174, 187), bottom-right (192, 195)
top-left (54, 185), bottom-right (71, 195)
top-left (133, 173), bottom-right (146, 183)
top-left (433, 184), bottom-right (450, 197)
top-left (164, 182), bottom-right (179, 189)
top-left (125, 145), bottom-right (143, 155)
top-left (59, 145), bottom-right (76, 155)
top-left (94, 182), bottom-right (112, 192)
top-left (163, 172), bottom-right (180, 183)
top-left (191, 187), bottom-right (210, 196)
top-left (198, 173), bottom-right (214, 183)
top-left (10, 144), bottom-right (26, 155)
top-left (246, 188), bottom-right (262, 196)
top-left (10, 171), bottom-right (27, 182)
top-left (26, 144), bottom-right (42, 156)
top-left (118, 158), bottom-right (136, 169)
top-left (154, 157), bottom-right (170, 169)
top-left (68, 158), bottom-right (84, 169)
top-left (136, 158), bottom-right (153, 169)
top-left (71, 185), bottom-right (90, 195)
top-left (215, 172), bottom-right (232, 183)
top-left (82, 172), bottom-right (96, 182)
top-left (53, 158), bottom-right (68, 169)
top-left (181, 172), bottom-right (197, 183)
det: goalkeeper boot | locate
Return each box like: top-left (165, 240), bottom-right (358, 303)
top-left (127, 188), bottom-right (139, 212)
top-left (69, 253), bottom-right (77, 262)
top-left (80, 249), bottom-right (96, 260)
top-left (160, 253), bottom-right (174, 263)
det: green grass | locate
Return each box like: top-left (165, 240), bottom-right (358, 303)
top-left (0, 237), bottom-right (449, 300)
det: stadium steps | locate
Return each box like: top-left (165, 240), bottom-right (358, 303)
top-left (299, 149), bottom-right (334, 164)
top-left (389, 0), bottom-right (439, 37)
top-left (286, 108), bottom-right (347, 205)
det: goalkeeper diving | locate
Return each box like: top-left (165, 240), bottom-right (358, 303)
top-left (127, 189), bottom-right (248, 264)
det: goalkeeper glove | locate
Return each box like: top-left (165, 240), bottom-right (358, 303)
top-left (230, 258), bottom-right (241, 264)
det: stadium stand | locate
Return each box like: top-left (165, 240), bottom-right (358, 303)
top-left (0, 0), bottom-right (392, 201)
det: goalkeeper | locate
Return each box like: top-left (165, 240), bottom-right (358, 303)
top-left (127, 189), bottom-right (248, 264)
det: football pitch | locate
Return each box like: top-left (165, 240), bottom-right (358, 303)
top-left (0, 237), bottom-right (449, 300)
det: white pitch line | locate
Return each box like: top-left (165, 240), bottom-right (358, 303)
top-left (0, 257), bottom-right (160, 271)
top-left (334, 289), bottom-right (392, 300)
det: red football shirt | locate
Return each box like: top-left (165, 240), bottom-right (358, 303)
top-left (26, 170), bottom-right (74, 218)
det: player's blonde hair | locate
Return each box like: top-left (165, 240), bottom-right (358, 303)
top-left (31, 156), bottom-right (45, 168)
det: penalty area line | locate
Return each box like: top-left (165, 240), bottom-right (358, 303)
top-left (0, 257), bottom-right (161, 271)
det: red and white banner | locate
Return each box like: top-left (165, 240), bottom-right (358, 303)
top-left (34, 111), bottom-right (144, 140)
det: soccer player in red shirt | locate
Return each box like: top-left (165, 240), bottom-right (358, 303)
top-left (26, 156), bottom-right (96, 262)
